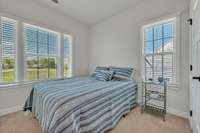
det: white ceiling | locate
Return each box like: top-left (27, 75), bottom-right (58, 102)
top-left (36, 0), bottom-right (142, 24)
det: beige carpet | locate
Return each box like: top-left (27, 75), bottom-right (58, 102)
top-left (0, 107), bottom-right (192, 133)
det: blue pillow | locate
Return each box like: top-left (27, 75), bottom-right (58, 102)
top-left (92, 66), bottom-right (109, 77)
top-left (94, 70), bottom-right (114, 81)
top-left (109, 67), bottom-right (133, 80)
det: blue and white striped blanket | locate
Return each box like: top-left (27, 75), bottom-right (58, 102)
top-left (25, 76), bottom-right (137, 133)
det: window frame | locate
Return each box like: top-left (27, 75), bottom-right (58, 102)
top-left (141, 14), bottom-right (180, 88)
top-left (0, 13), bottom-right (73, 86)
top-left (63, 34), bottom-right (72, 78)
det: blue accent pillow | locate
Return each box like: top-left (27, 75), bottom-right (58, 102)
top-left (92, 66), bottom-right (109, 77)
top-left (94, 70), bottom-right (114, 81)
top-left (109, 67), bottom-right (133, 80)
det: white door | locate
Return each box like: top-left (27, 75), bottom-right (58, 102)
top-left (190, 0), bottom-right (200, 133)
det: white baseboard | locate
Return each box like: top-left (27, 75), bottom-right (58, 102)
top-left (0, 105), bottom-right (23, 116)
top-left (137, 100), bottom-right (189, 119)
top-left (167, 107), bottom-right (189, 118)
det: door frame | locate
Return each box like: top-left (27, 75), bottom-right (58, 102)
top-left (189, 0), bottom-right (200, 132)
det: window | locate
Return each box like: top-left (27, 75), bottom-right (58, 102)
top-left (0, 17), bottom-right (17, 83)
top-left (64, 34), bottom-right (72, 77)
top-left (0, 15), bottom-right (73, 84)
top-left (24, 24), bottom-right (59, 81)
top-left (143, 17), bottom-right (178, 84)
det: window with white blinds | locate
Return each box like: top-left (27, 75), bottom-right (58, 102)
top-left (24, 24), bottom-right (59, 81)
top-left (0, 17), bottom-right (17, 83)
top-left (143, 18), bottom-right (177, 84)
top-left (0, 15), bottom-right (73, 84)
top-left (64, 34), bottom-right (72, 77)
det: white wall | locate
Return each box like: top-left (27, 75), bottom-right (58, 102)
top-left (0, 0), bottom-right (89, 115)
top-left (89, 0), bottom-right (190, 117)
top-left (0, 0), bottom-right (190, 118)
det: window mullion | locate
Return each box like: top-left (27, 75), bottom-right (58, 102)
top-left (47, 33), bottom-right (50, 79)
top-left (173, 20), bottom-right (177, 83)
top-left (36, 31), bottom-right (39, 80)
top-left (58, 33), bottom-right (64, 78)
top-left (16, 21), bottom-right (24, 82)
top-left (162, 24), bottom-right (164, 79)
top-left (152, 27), bottom-right (155, 81)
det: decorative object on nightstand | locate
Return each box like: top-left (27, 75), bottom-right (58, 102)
top-left (141, 79), bottom-right (167, 121)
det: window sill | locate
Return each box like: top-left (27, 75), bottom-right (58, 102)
top-left (0, 78), bottom-right (69, 90)
top-left (0, 81), bottom-right (32, 90)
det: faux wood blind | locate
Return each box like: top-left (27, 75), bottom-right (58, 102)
top-left (0, 17), bottom-right (17, 82)
top-left (144, 21), bottom-right (176, 84)
top-left (24, 24), bottom-right (58, 80)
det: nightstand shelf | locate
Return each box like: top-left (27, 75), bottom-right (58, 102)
top-left (141, 81), bottom-right (167, 121)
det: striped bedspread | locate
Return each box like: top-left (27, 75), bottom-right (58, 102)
top-left (24, 76), bottom-right (137, 133)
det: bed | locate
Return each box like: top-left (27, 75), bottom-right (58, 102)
top-left (24, 76), bottom-right (137, 133)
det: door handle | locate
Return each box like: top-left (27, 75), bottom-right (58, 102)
top-left (193, 76), bottom-right (200, 82)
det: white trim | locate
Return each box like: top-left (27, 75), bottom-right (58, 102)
top-left (174, 15), bottom-right (181, 86)
top-left (137, 100), bottom-right (188, 118)
top-left (193, 0), bottom-right (199, 10)
top-left (143, 17), bottom-right (176, 29)
top-left (0, 83), bottom-right (31, 90)
top-left (0, 11), bottom-right (74, 38)
top-left (64, 34), bottom-right (73, 78)
top-left (139, 12), bottom-right (182, 27)
top-left (0, 105), bottom-right (23, 116)
top-left (167, 107), bottom-right (189, 118)
top-left (0, 77), bottom-right (70, 90)
top-left (140, 23), bottom-right (145, 82)
top-left (189, 1), bottom-right (193, 129)
top-left (189, 0), bottom-right (196, 130)
top-left (58, 33), bottom-right (63, 78)
top-left (16, 21), bottom-right (25, 82)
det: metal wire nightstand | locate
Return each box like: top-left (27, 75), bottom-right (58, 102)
top-left (141, 80), bottom-right (167, 121)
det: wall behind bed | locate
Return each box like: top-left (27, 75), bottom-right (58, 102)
top-left (89, 0), bottom-right (190, 118)
top-left (0, 0), bottom-right (89, 115)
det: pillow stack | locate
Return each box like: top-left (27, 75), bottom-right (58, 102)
top-left (93, 66), bottom-right (134, 81)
